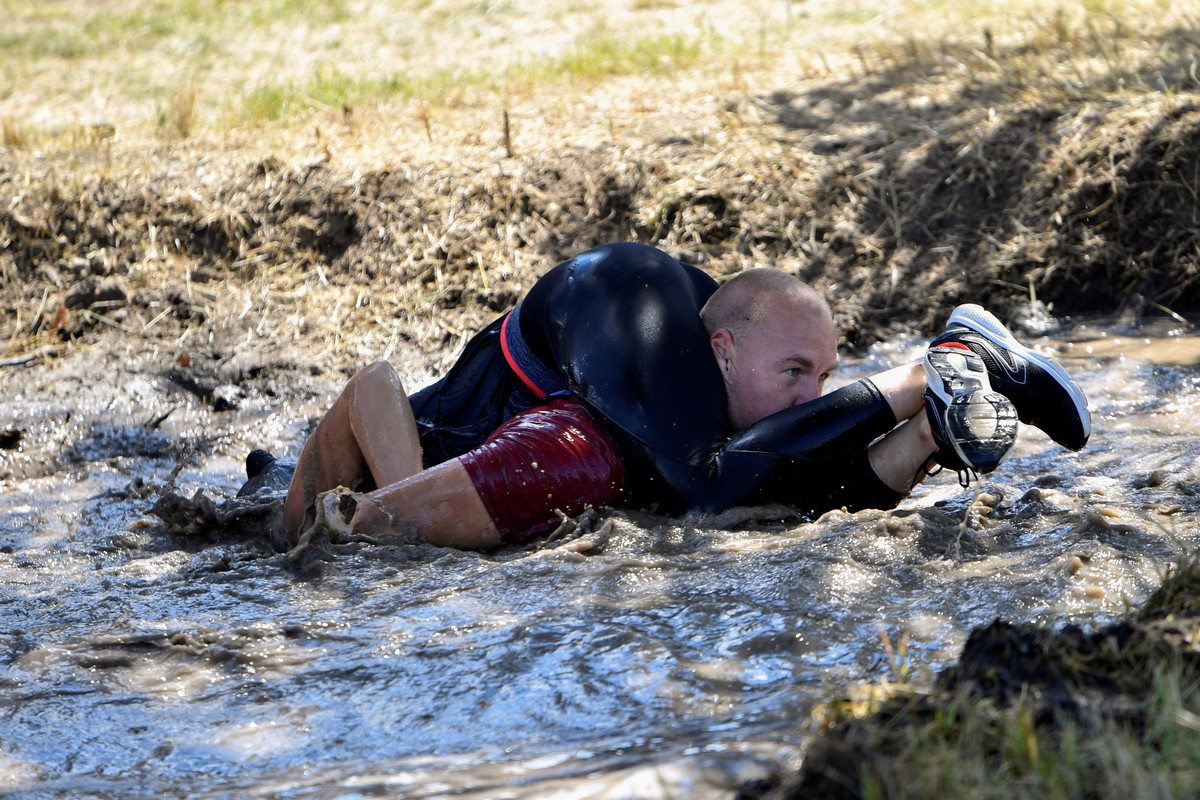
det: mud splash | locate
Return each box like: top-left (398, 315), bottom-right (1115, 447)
top-left (3, 320), bottom-right (1200, 799)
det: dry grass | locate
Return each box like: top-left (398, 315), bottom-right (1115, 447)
top-left (1, 0), bottom-right (1199, 370)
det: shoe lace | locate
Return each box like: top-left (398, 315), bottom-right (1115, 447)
top-left (912, 453), bottom-right (977, 489)
top-left (912, 453), bottom-right (942, 488)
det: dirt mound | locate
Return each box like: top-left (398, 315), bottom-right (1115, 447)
top-left (756, 558), bottom-right (1200, 799)
top-left (4, 93), bottom-right (1200, 362)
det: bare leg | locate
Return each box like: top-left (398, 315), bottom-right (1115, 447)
top-left (865, 361), bottom-right (926, 422)
top-left (350, 460), bottom-right (502, 549)
top-left (867, 414), bottom-right (939, 494)
top-left (845, 360), bottom-right (947, 494)
top-left (283, 360), bottom-right (423, 539)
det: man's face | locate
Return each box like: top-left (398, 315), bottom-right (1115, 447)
top-left (712, 295), bottom-right (839, 430)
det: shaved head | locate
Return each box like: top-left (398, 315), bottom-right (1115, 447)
top-left (700, 269), bottom-right (830, 338)
top-left (701, 269), bottom-right (838, 429)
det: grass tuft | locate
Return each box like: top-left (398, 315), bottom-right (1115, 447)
top-left (2, 118), bottom-right (28, 149)
top-left (158, 87), bottom-right (197, 139)
top-left (786, 552), bottom-right (1200, 800)
top-left (549, 32), bottom-right (707, 81)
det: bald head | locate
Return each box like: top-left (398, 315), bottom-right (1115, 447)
top-left (702, 269), bottom-right (838, 429)
top-left (701, 268), bottom-right (831, 338)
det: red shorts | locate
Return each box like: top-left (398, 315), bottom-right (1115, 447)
top-left (458, 396), bottom-right (626, 544)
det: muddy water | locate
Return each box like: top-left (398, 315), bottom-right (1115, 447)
top-left (3, 321), bottom-right (1200, 799)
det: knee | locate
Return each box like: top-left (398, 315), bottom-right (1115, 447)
top-left (355, 359), bottom-right (396, 380)
top-left (350, 360), bottom-right (403, 393)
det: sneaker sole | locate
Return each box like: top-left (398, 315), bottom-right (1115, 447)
top-left (946, 304), bottom-right (1091, 447)
top-left (945, 390), bottom-right (1019, 473)
top-left (925, 347), bottom-right (1019, 473)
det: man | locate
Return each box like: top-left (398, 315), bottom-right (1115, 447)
top-left (250, 242), bottom-right (1089, 549)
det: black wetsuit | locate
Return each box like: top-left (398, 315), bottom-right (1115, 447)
top-left (409, 242), bottom-right (903, 518)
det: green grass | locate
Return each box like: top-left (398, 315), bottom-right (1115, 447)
top-left (550, 32), bottom-right (706, 80)
top-left (0, 0), bottom-right (720, 127)
top-left (2, 0), bottom-right (1194, 147)
top-left (0, 0), bottom-right (351, 61)
top-left (861, 664), bottom-right (1200, 799)
top-left (0, 0), bottom-right (734, 133)
top-left (239, 70), bottom-right (426, 122)
top-left (808, 551), bottom-right (1200, 799)
top-left (237, 30), bottom-right (715, 124)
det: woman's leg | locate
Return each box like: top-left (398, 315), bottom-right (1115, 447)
top-left (283, 360), bottom-right (423, 539)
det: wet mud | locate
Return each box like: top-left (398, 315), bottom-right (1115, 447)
top-left (4, 319), bottom-right (1200, 798)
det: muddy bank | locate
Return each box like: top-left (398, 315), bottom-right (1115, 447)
top-left (768, 559), bottom-right (1200, 799)
top-left (4, 77), bottom-right (1200, 367)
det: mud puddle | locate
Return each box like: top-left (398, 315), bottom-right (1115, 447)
top-left (3, 319), bottom-right (1200, 798)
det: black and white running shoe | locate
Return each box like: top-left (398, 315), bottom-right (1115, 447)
top-left (931, 304), bottom-right (1091, 451)
top-left (924, 343), bottom-right (1019, 477)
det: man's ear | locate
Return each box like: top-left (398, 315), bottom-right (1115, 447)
top-left (710, 328), bottom-right (735, 379)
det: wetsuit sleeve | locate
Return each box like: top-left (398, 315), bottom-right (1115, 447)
top-left (611, 374), bottom-right (899, 513)
top-left (708, 379), bottom-right (902, 513)
top-left (522, 243), bottom-right (900, 515)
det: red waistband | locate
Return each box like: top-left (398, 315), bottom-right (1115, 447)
top-left (500, 312), bottom-right (547, 398)
top-left (500, 307), bottom-right (569, 399)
